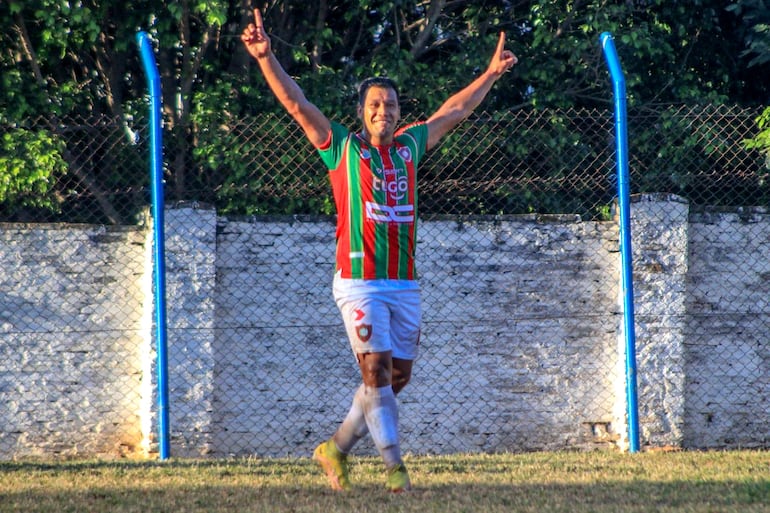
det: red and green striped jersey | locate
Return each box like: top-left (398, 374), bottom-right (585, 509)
top-left (317, 121), bottom-right (429, 280)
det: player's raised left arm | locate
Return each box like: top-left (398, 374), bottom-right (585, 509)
top-left (425, 32), bottom-right (517, 151)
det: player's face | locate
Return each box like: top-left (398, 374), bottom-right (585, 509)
top-left (358, 86), bottom-right (400, 146)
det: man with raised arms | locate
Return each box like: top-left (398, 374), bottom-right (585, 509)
top-left (241, 8), bottom-right (517, 492)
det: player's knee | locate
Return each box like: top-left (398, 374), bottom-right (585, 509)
top-left (391, 369), bottom-right (412, 394)
top-left (391, 358), bottom-right (413, 394)
top-left (357, 353), bottom-right (391, 387)
top-left (391, 375), bottom-right (410, 394)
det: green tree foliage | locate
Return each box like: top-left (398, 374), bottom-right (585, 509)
top-left (729, 1), bottom-right (770, 159)
top-left (743, 103), bottom-right (770, 170)
top-left (728, 0), bottom-right (770, 67)
top-left (0, 128), bottom-right (66, 213)
top-left (1, 0), bottom-right (227, 221)
top-left (2, 1), bottom-right (769, 220)
top-left (525, 0), bottom-right (741, 106)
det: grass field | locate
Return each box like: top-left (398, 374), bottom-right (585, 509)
top-left (1, 450), bottom-right (769, 512)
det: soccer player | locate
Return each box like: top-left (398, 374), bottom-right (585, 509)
top-left (241, 8), bottom-right (517, 492)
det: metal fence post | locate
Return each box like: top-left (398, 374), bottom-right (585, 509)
top-left (600, 31), bottom-right (640, 453)
top-left (136, 31), bottom-right (171, 460)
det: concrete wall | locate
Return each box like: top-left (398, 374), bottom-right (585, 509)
top-left (1, 195), bottom-right (769, 459)
top-left (0, 223), bottom-right (149, 457)
top-left (683, 206), bottom-right (770, 448)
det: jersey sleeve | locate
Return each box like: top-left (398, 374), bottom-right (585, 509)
top-left (399, 122), bottom-right (429, 165)
top-left (316, 121), bottom-right (350, 170)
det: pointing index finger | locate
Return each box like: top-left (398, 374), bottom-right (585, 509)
top-left (254, 8), bottom-right (263, 28)
top-left (496, 31), bottom-right (507, 56)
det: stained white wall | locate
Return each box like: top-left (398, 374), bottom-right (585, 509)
top-left (2, 195), bottom-right (768, 458)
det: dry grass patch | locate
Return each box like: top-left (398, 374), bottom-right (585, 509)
top-left (1, 450), bottom-right (769, 512)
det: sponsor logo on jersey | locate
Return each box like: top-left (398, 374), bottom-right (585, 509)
top-left (372, 168), bottom-right (409, 201)
top-left (365, 202), bottom-right (414, 223)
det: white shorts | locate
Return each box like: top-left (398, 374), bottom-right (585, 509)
top-left (333, 272), bottom-right (421, 360)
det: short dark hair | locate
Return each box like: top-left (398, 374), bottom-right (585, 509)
top-left (357, 77), bottom-right (399, 106)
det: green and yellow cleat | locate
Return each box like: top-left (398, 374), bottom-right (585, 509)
top-left (312, 439), bottom-right (351, 491)
top-left (387, 463), bottom-right (411, 493)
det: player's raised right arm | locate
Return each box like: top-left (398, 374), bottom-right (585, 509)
top-left (241, 9), bottom-right (330, 147)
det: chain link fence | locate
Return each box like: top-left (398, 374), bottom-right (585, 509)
top-left (1, 105), bottom-right (768, 458)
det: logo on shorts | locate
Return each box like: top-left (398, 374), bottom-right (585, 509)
top-left (355, 324), bottom-right (373, 343)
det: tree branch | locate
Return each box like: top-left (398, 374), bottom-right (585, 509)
top-left (555, 0), bottom-right (586, 39)
top-left (311, 0), bottom-right (328, 71)
top-left (12, 13), bottom-right (45, 85)
top-left (409, 0), bottom-right (446, 60)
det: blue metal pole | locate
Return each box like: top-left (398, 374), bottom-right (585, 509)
top-left (599, 32), bottom-right (640, 453)
top-left (136, 31), bottom-right (171, 460)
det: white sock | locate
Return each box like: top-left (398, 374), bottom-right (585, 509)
top-left (333, 384), bottom-right (369, 454)
top-left (362, 385), bottom-right (402, 468)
